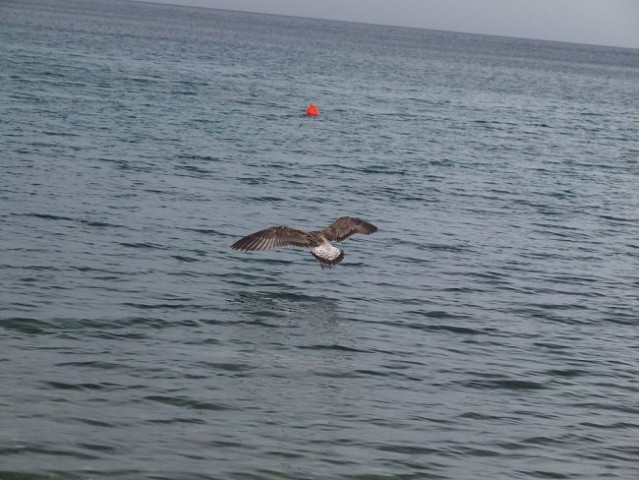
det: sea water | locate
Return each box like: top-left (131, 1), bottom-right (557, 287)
top-left (1, 0), bottom-right (639, 478)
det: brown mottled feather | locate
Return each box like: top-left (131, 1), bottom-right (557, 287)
top-left (230, 226), bottom-right (318, 251)
top-left (316, 216), bottom-right (378, 243)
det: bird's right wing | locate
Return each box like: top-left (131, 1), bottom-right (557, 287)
top-left (320, 217), bottom-right (378, 243)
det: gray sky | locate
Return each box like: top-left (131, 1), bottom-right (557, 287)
top-left (150, 0), bottom-right (639, 49)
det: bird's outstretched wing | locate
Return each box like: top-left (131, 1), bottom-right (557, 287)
top-left (319, 217), bottom-right (378, 243)
top-left (230, 226), bottom-right (318, 251)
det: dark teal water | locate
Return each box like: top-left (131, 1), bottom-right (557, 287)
top-left (2, 0), bottom-right (639, 478)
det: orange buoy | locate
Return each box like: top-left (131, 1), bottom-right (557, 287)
top-left (306, 103), bottom-right (320, 117)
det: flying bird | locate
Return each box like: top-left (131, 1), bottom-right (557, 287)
top-left (230, 216), bottom-right (378, 268)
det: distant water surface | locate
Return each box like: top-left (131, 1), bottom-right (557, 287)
top-left (1, 0), bottom-right (639, 479)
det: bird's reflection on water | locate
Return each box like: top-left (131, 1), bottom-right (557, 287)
top-left (229, 290), bottom-right (342, 326)
top-left (224, 290), bottom-right (358, 382)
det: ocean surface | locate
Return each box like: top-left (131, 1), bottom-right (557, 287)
top-left (2, 0), bottom-right (639, 478)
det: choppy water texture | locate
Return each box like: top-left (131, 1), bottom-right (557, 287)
top-left (2, 0), bottom-right (639, 478)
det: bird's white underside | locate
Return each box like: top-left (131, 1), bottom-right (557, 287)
top-left (311, 243), bottom-right (342, 261)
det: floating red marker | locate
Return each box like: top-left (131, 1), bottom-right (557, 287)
top-left (306, 103), bottom-right (320, 117)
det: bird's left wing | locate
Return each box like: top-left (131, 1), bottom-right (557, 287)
top-left (230, 226), bottom-right (317, 251)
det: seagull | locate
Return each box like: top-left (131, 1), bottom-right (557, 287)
top-left (230, 216), bottom-right (378, 268)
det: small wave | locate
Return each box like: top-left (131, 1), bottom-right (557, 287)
top-left (12, 213), bottom-right (122, 229)
top-left (298, 344), bottom-right (371, 353)
top-left (407, 324), bottom-right (484, 335)
top-left (43, 380), bottom-right (109, 391)
top-left (143, 395), bottom-right (233, 411)
top-left (460, 378), bottom-right (548, 391)
top-left (0, 317), bottom-right (51, 334)
top-left (118, 242), bottom-right (169, 250)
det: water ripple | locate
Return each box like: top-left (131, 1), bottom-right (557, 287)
top-left (2, 1), bottom-right (639, 479)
